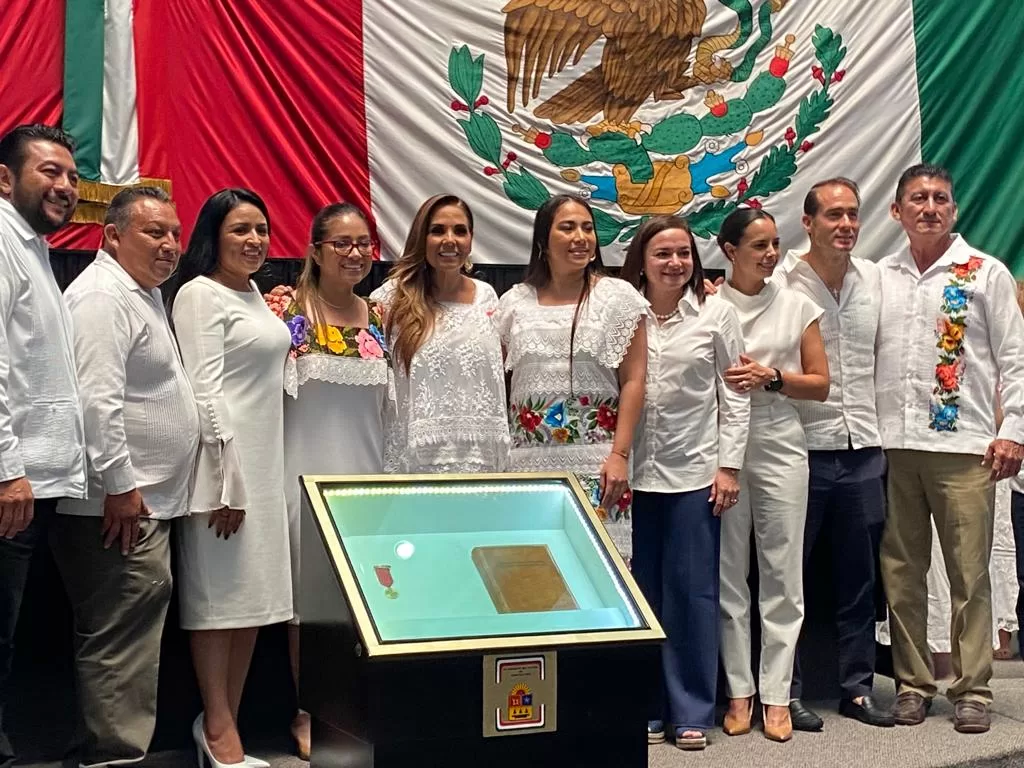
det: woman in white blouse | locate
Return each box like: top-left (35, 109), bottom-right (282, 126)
top-left (167, 189), bottom-right (291, 768)
top-left (370, 195), bottom-right (509, 472)
top-left (264, 202), bottom-right (391, 760)
top-left (495, 194), bottom-right (647, 559)
top-left (715, 207), bottom-right (828, 743)
top-left (619, 216), bottom-right (749, 750)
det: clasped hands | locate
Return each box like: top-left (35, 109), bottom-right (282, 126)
top-left (724, 354), bottom-right (775, 393)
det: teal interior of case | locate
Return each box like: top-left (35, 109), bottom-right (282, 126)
top-left (319, 478), bottom-right (645, 642)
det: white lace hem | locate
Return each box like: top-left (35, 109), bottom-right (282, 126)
top-left (509, 443), bottom-right (618, 475)
top-left (284, 354), bottom-right (389, 398)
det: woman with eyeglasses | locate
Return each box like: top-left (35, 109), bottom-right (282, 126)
top-left (370, 194), bottom-right (509, 473)
top-left (263, 202), bottom-right (391, 759)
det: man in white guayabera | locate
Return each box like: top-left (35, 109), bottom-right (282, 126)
top-left (0, 124), bottom-right (87, 768)
top-left (877, 163), bottom-right (1024, 734)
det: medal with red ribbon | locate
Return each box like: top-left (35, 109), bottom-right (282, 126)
top-left (374, 564), bottom-right (398, 599)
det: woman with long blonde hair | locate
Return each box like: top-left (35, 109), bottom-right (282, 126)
top-left (370, 194), bottom-right (509, 472)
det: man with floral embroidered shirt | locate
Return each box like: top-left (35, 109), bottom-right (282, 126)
top-left (876, 163), bottom-right (1024, 734)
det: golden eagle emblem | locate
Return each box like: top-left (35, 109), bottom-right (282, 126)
top-left (503, 0), bottom-right (786, 130)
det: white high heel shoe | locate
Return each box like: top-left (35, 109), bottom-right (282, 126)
top-left (192, 713), bottom-right (247, 768)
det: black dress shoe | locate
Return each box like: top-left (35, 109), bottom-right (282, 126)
top-left (789, 699), bottom-right (824, 732)
top-left (839, 695), bottom-right (896, 727)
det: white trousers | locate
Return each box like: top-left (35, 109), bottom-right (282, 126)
top-left (720, 402), bottom-right (808, 705)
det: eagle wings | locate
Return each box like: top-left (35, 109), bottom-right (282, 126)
top-left (503, 0), bottom-right (710, 126)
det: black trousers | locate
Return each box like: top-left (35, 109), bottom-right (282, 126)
top-left (1011, 491), bottom-right (1024, 644)
top-left (791, 447), bottom-right (885, 700)
top-left (0, 498), bottom-right (58, 767)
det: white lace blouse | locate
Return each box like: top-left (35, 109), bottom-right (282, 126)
top-left (370, 278), bottom-right (510, 474)
top-left (495, 277), bottom-right (648, 477)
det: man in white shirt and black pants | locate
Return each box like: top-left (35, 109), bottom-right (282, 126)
top-left (0, 124), bottom-right (88, 768)
top-left (776, 178), bottom-right (895, 730)
top-left (877, 164), bottom-right (1024, 734)
top-left (52, 187), bottom-right (200, 766)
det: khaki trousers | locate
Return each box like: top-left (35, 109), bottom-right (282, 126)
top-left (49, 516), bottom-right (172, 765)
top-left (881, 450), bottom-right (994, 704)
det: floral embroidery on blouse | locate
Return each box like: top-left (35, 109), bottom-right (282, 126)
top-left (264, 286), bottom-right (389, 363)
top-left (576, 475), bottom-right (632, 523)
top-left (510, 394), bottom-right (619, 447)
top-left (929, 255), bottom-right (983, 432)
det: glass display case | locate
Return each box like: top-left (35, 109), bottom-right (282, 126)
top-left (305, 473), bottom-right (659, 655)
top-left (299, 473), bottom-right (662, 768)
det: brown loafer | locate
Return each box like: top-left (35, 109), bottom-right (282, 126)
top-left (953, 700), bottom-right (991, 734)
top-left (893, 692), bottom-right (931, 725)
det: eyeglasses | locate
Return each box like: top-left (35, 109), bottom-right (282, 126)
top-left (314, 239), bottom-right (374, 256)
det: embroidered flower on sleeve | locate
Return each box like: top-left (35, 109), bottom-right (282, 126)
top-left (551, 427), bottom-right (571, 443)
top-left (286, 315), bottom-right (308, 347)
top-left (517, 405), bottom-right (542, 432)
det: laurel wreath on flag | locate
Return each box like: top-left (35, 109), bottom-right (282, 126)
top-left (447, 25), bottom-right (847, 246)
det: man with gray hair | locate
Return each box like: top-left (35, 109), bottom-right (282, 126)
top-left (51, 186), bottom-right (200, 766)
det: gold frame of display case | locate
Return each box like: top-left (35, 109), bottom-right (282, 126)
top-left (301, 471), bottom-right (664, 657)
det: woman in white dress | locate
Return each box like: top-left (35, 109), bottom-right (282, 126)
top-left (495, 194), bottom-right (648, 560)
top-left (264, 202), bottom-right (391, 759)
top-left (168, 189), bottom-right (292, 768)
top-left (714, 208), bottom-right (829, 743)
top-left (370, 195), bottom-right (509, 473)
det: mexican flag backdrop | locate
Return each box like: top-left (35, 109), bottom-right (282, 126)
top-left (1, 0), bottom-right (1021, 272)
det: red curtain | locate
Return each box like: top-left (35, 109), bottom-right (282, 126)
top-left (0, 0), bottom-right (99, 250)
top-left (1, 0), bottom-right (369, 257)
top-left (136, 0), bottom-right (370, 257)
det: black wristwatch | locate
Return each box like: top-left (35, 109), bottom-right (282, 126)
top-left (764, 368), bottom-right (784, 392)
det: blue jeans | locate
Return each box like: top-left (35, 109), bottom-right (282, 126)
top-left (631, 487), bottom-right (720, 731)
top-left (0, 499), bottom-right (57, 766)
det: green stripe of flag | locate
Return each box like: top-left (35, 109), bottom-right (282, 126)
top-left (63, 0), bottom-right (105, 181)
top-left (914, 0), bottom-right (1024, 276)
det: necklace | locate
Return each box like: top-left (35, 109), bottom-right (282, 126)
top-left (654, 308), bottom-right (678, 322)
top-left (319, 293), bottom-right (358, 312)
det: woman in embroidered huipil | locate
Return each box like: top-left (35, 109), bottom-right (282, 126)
top-left (495, 195), bottom-right (648, 560)
top-left (264, 202), bottom-right (391, 760)
top-left (370, 195), bottom-right (509, 473)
